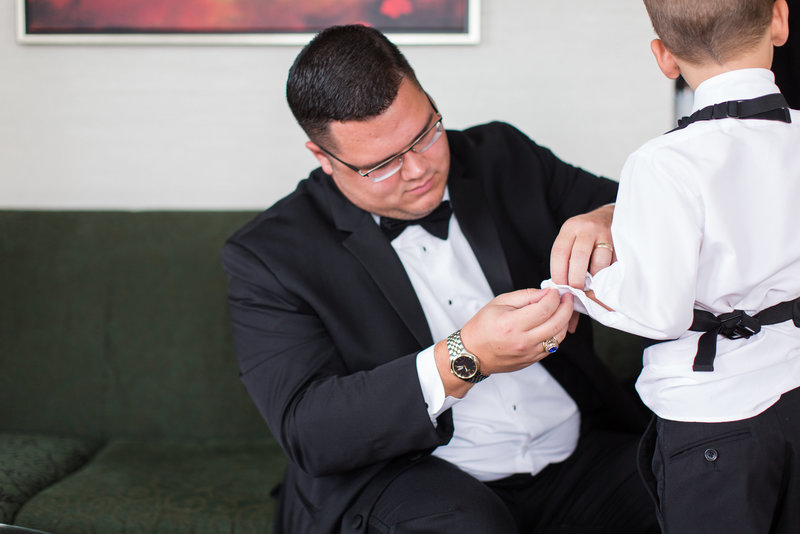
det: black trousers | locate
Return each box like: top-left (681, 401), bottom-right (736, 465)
top-left (347, 429), bottom-right (659, 534)
top-left (638, 386), bottom-right (800, 534)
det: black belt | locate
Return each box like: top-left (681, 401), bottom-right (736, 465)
top-left (689, 298), bottom-right (800, 372)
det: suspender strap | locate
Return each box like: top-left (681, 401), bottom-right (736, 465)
top-left (671, 93), bottom-right (792, 132)
top-left (667, 92), bottom-right (795, 370)
top-left (689, 298), bottom-right (800, 372)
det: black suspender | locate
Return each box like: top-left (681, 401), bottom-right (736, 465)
top-left (666, 93), bottom-right (796, 371)
top-left (670, 93), bottom-right (792, 133)
top-left (689, 300), bottom-right (800, 372)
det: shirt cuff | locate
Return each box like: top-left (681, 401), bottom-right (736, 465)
top-left (541, 277), bottom-right (675, 340)
top-left (541, 276), bottom-right (604, 318)
top-left (416, 345), bottom-right (460, 425)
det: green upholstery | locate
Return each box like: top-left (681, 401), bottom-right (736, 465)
top-left (0, 434), bottom-right (101, 524)
top-left (14, 439), bottom-right (283, 534)
top-left (0, 211), bottom-right (286, 533)
top-left (0, 211), bottom-right (265, 439)
top-left (591, 321), bottom-right (646, 382)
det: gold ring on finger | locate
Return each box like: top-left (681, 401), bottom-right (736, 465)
top-left (542, 337), bottom-right (559, 354)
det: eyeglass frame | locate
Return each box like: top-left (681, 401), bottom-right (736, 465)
top-left (316, 97), bottom-right (443, 183)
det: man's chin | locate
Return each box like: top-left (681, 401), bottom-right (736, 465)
top-left (416, 187), bottom-right (447, 216)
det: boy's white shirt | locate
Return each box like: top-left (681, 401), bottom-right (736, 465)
top-left (544, 68), bottom-right (800, 423)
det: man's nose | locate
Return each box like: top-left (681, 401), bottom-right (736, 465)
top-left (398, 150), bottom-right (428, 180)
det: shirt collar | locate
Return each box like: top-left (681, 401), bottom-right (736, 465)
top-left (692, 68), bottom-right (782, 113)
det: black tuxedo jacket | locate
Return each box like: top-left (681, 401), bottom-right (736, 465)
top-left (222, 122), bottom-right (648, 534)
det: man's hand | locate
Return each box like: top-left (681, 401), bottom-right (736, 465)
top-left (434, 288), bottom-right (574, 398)
top-left (549, 204), bottom-right (615, 333)
top-left (550, 204), bottom-right (616, 289)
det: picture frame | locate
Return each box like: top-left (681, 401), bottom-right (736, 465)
top-left (17, 0), bottom-right (480, 46)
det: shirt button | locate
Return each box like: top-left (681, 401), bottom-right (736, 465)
top-left (351, 514), bottom-right (364, 528)
top-left (704, 448), bottom-right (718, 462)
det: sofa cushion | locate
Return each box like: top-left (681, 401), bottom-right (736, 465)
top-left (0, 433), bottom-right (101, 524)
top-left (0, 211), bottom-right (264, 440)
top-left (14, 438), bottom-right (285, 534)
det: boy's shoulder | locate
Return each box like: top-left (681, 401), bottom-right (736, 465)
top-left (631, 120), bottom-right (717, 160)
top-left (620, 121), bottom-right (731, 191)
top-left (622, 104), bottom-right (800, 192)
top-left (635, 102), bottom-right (800, 159)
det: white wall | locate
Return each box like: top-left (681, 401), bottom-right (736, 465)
top-left (0, 1), bottom-right (673, 210)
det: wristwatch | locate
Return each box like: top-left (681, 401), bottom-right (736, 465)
top-left (446, 330), bottom-right (489, 383)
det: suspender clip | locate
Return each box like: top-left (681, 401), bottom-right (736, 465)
top-left (713, 100), bottom-right (740, 119)
top-left (717, 310), bottom-right (761, 339)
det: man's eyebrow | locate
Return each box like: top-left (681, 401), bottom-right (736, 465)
top-left (359, 111), bottom-right (436, 170)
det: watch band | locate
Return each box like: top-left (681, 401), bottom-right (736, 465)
top-left (446, 330), bottom-right (489, 383)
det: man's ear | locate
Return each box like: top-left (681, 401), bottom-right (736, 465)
top-left (306, 141), bottom-right (334, 175)
top-left (771, 0), bottom-right (790, 47)
top-left (650, 39), bottom-right (682, 80)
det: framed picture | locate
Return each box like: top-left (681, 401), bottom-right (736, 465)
top-left (17, 0), bottom-right (479, 45)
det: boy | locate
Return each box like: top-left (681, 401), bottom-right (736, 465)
top-left (544, 0), bottom-right (800, 532)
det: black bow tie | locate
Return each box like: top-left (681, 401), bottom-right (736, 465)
top-left (380, 201), bottom-right (452, 241)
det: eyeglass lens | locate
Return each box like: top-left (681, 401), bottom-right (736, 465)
top-left (366, 120), bottom-right (443, 182)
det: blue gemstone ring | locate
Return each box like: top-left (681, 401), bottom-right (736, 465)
top-left (543, 337), bottom-right (559, 354)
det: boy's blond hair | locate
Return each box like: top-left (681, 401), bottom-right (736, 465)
top-left (643, 0), bottom-right (775, 64)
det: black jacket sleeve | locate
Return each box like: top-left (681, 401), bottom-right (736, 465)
top-left (222, 239), bottom-right (453, 477)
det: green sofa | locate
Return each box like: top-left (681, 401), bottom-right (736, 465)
top-left (0, 210), bottom-right (644, 534)
top-left (0, 211), bottom-right (286, 534)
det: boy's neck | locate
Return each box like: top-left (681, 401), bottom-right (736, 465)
top-left (678, 35), bottom-right (775, 91)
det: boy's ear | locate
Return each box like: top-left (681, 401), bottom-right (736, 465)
top-left (650, 39), bottom-right (681, 79)
top-left (771, 0), bottom-right (790, 47)
top-left (305, 141), bottom-right (335, 175)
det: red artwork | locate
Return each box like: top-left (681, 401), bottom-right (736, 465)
top-left (24, 0), bottom-right (469, 34)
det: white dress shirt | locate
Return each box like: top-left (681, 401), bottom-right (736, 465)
top-left (380, 191), bottom-right (580, 482)
top-left (545, 69), bottom-right (800, 423)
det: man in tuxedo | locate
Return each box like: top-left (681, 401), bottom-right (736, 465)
top-left (222, 24), bottom-right (657, 534)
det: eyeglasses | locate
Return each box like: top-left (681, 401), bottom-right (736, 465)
top-left (318, 106), bottom-right (444, 183)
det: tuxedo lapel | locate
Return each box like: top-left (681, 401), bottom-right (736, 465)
top-left (448, 160), bottom-right (513, 296)
top-left (319, 173), bottom-right (434, 348)
top-left (342, 222), bottom-right (434, 348)
top-left (314, 156), bottom-right (515, 348)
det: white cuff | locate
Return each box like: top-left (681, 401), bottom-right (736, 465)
top-left (541, 277), bottom-right (676, 340)
top-left (416, 345), bottom-right (460, 426)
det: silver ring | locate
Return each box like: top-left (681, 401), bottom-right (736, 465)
top-left (594, 242), bottom-right (614, 253)
top-left (542, 337), bottom-right (559, 354)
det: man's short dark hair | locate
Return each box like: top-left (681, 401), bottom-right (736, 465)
top-left (286, 24), bottom-right (420, 147)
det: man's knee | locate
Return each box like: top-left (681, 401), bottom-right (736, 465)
top-left (362, 456), bottom-right (517, 534)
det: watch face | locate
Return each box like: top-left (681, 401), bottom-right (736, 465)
top-left (452, 354), bottom-right (478, 379)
